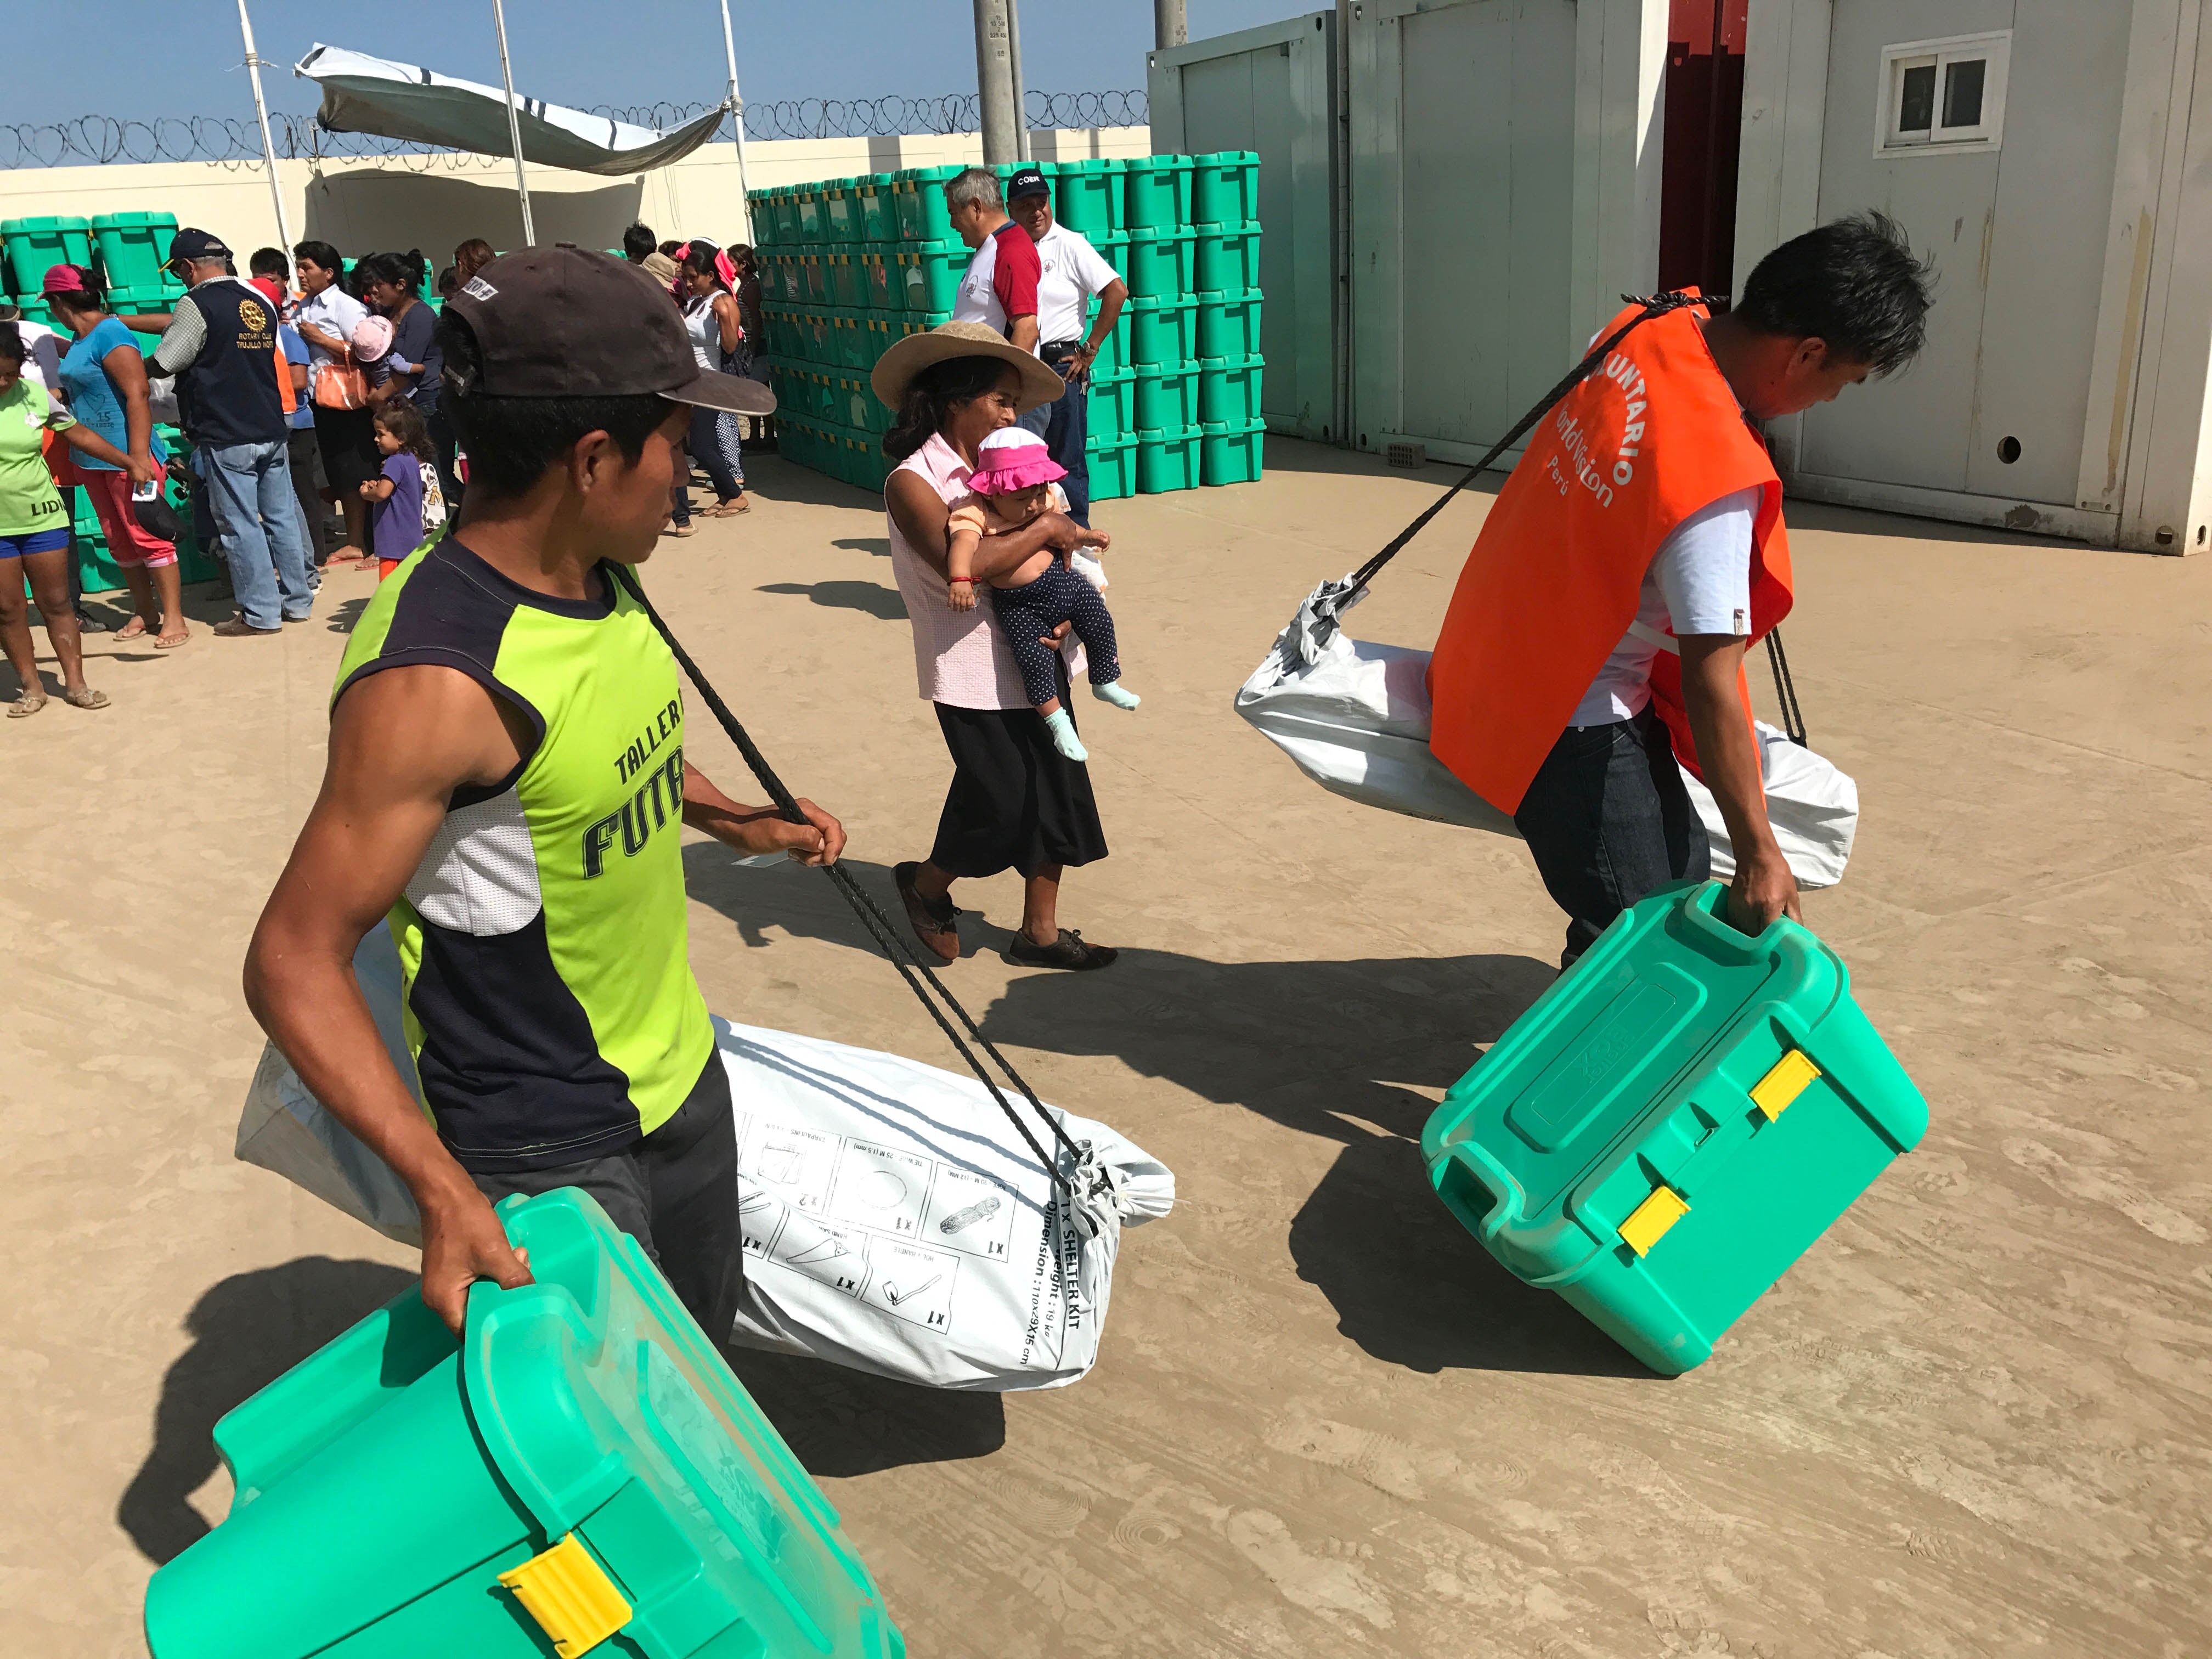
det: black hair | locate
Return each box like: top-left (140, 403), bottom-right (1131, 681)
top-left (46, 266), bottom-right (107, 317)
top-left (622, 222), bottom-right (657, 261)
top-left (882, 354), bottom-right (1020, 461)
top-left (372, 398), bottom-right (435, 462)
top-left (292, 240), bottom-right (345, 280)
top-left (250, 246), bottom-right (289, 280)
top-left (0, 323), bottom-right (23, 366)
top-left (1733, 211), bottom-right (1936, 377)
top-left (679, 240), bottom-right (727, 290)
top-left (358, 250), bottom-right (427, 298)
top-left (436, 308), bottom-right (674, 498)
top-left (436, 264), bottom-right (460, 298)
top-left (658, 240), bottom-right (681, 258)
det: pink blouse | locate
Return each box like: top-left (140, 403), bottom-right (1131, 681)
top-left (885, 431), bottom-right (1083, 709)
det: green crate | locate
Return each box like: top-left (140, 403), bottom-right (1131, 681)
top-left (1121, 156), bottom-right (1193, 232)
top-left (1422, 880), bottom-right (1930, 1375)
top-left (1088, 308), bottom-right (1130, 379)
top-left (901, 239), bottom-right (967, 314)
top-left (862, 311), bottom-right (899, 368)
top-left (848, 434), bottom-right (890, 493)
top-left (91, 211), bottom-right (179, 295)
top-left (1054, 160), bottom-right (1119, 236)
top-left (833, 312), bottom-right (870, 371)
top-left (1093, 232), bottom-right (1131, 287)
top-left (1135, 425), bottom-right (1200, 493)
top-left (1127, 296), bottom-right (1198, 370)
top-left (1087, 433), bottom-right (1139, 501)
top-left (821, 180), bottom-right (857, 243)
top-left (1086, 369), bottom-right (1135, 444)
top-left (1199, 417), bottom-right (1265, 486)
top-left (828, 252), bottom-right (866, 309)
top-left (1124, 228), bottom-right (1195, 301)
top-left (797, 311), bottom-right (836, 365)
top-left (1194, 225), bottom-right (1261, 294)
top-left (1196, 289), bottom-right (1262, 359)
top-left (1191, 151), bottom-right (1261, 228)
top-left (839, 373), bottom-right (885, 435)
top-left (3, 216), bottom-right (92, 298)
top-left (793, 188), bottom-right (826, 245)
top-left (895, 165), bottom-right (965, 242)
top-left (860, 251), bottom-right (895, 311)
top-left (1198, 353), bottom-right (1265, 425)
top-left (1134, 365), bottom-right (1199, 431)
top-left (142, 1188), bottom-right (903, 1659)
top-left (856, 176), bottom-right (894, 244)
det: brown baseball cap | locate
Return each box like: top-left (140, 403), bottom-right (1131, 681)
top-left (443, 242), bottom-right (775, 416)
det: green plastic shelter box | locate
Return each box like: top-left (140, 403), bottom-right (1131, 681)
top-left (142, 1188), bottom-right (905, 1659)
top-left (1124, 228), bottom-right (1195, 301)
top-left (780, 414), bottom-right (819, 472)
top-left (1054, 159), bottom-right (1118, 235)
top-left (92, 211), bottom-right (179, 294)
top-left (1126, 296), bottom-right (1197, 370)
top-left (1093, 230), bottom-right (1131, 287)
top-left (861, 312), bottom-right (898, 368)
top-left (901, 240), bottom-right (967, 314)
top-left (842, 374), bottom-right (887, 436)
top-left (1190, 151), bottom-right (1260, 227)
top-left (834, 312), bottom-right (871, 371)
top-left (1089, 311), bottom-right (1128, 378)
top-left (1198, 353), bottom-right (1265, 425)
top-left (849, 434), bottom-right (890, 492)
top-left (1136, 425), bottom-right (1200, 493)
top-left (1193, 225), bottom-right (1261, 295)
top-left (1199, 417), bottom-right (1265, 486)
top-left (1195, 289), bottom-right (1262, 360)
top-left (895, 165), bottom-right (964, 242)
top-left (1121, 155), bottom-right (1193, 231)
top-left (1087, 433), bottom-right (1138, 500)
top-left (856, 176), bottom-right (893, 244)
top-left (1086, 369), bottom-right (1136, 444)
top-left (797, 312), bottom-right (835, 365)
top-left (879, 250), bottom-right (917, 313)
top-left (820, 180), bottom-right (855, 243)
top-left (1134, 364), bottom-right (1199, 431)
top-left (828, 252), bottom-right (865, 309)
top-left (861, 252), bottom-right (895, 312)
top-left (12, 296), bottom-right (55, 328)
top-left (1421, 881), bottom-right (1930, 1376)
top-left (4, 216), bottom-right (92, 297)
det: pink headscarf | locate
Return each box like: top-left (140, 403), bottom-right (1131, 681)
top-left (673, 240), bottom-right (740, 298)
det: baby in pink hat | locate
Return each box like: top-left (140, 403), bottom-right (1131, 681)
top-left (349, 314), bottom-right (409, 389)
top-left (946, 427), bottom-right (1135, 763)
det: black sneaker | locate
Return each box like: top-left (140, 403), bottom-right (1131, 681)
top-left (74, 607), bottom-right (109, 633)
top-left (1003, 929), bottom-right (1118, 971)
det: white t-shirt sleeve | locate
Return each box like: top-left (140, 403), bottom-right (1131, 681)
top-left (1652, 486), bottom-right (1759, 638)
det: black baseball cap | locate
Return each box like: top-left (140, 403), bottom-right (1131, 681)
top-left (1006, 164), bottom-right (1051, 200)
top-left (167, 228), bottom-right (232, 264)
top-left (444, 243), bottom-right (776, 416)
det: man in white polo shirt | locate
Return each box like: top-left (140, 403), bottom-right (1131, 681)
top-left (1006, 164), bottom-right (1127, 528)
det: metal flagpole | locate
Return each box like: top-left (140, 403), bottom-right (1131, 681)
top-left (490, 0), bottom-right (537, 246)
top-left (1006, 0), bottom-right (1029, 162)
top-left (236, 1), bottom-right (293, 251)
top-left (719, 0), bottom-right (753, 244)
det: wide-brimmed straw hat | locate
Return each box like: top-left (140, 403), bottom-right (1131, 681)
top-left (871, 319), bottom-right (1065, 414)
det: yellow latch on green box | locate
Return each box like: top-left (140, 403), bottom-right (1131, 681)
top-left (1619, 1186), bottom-right (1689, 1256)
top-left (496, 1533), bottom-right (630, 1657)
top-left (1751, 1049), bottom-right (1822, 1121)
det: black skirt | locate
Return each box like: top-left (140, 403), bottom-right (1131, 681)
top-left (930, 696), bottom-right (1109, 879)
top-left (314, 404), bottom-right (381, 492)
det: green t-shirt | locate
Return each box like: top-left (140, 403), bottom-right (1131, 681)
top-left (334, 532), bottom-right (715, 1173)
top-left (0, 377), bottom-right (75, 537)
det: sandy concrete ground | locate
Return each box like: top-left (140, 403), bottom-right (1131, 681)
top-left (4, 439), bottom-right (2208, 1658)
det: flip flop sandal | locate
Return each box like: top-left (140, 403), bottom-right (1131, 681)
top-left (1003, 928), bottom-right (1119, 972)
top-left (63, 687), bottom-right (111, 710)
top-left (7, 692), bottom-right (48, 719)
top-left (154, 630), bottom-right (190, 649)
top-left (114, 618), bottom-right (153, 642)
top-left (893, 860), bottom-right (961, 964)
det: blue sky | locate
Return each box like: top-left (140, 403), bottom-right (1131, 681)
top-left (10, 1), bottom-right (1307, 131)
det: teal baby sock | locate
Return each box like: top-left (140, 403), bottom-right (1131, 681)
top-left (1043, 708), bottom-right (1089, 762)
top-left (1092, 680), bottom-right (1141, 710)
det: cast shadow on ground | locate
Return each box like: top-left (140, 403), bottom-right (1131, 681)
top-left (683, 850), bottom-right (1648, 1379)
top-left (755, 580), bottom-right (908, 621)
top-left (743, 453), bottom-right (884, 512)
top-left (729, 1348), bottom-right (1005, 1477)
top-left (831, 537), bottom-right (892, 558)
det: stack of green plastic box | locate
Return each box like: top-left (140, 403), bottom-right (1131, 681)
top-left (747, 151), bottom-right (1262, 500)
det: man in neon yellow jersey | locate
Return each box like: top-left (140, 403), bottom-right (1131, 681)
top-left (245, 246), bottom-right (829, 1338)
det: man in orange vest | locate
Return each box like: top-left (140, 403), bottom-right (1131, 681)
top-left (1429, 214), bottom-right (1933, 965)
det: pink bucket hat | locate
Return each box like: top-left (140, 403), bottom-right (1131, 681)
top-left (350, 315), bottom-right (395, 360)
top-left (967, 427), bottom-right (1065, 495)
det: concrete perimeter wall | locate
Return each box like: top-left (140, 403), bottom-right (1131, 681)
top-left (0, 127), bottom-right (1151, 267)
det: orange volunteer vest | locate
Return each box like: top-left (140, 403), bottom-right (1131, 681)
top-left (1427, 299), bottom-right (1792, 814)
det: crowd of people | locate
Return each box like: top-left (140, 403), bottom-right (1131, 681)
top-left (0, 217), bottom-right (768, 711)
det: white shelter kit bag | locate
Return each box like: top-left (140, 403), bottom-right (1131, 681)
top-left (1235, 574), bottom-right (1859, 888)
top-left (236, 926), bottom-right (1175, 1391)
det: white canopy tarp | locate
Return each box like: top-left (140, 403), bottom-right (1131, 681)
top-left (294, 44), bottom-right (729, 176)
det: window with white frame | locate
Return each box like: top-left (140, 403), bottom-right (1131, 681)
top-left (1876, 31), bottom-right (2009, 156)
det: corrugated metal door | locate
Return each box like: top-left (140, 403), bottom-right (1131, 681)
top-left (1351, 0), bottom-right (1577, 458)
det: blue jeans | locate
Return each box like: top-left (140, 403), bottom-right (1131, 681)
top-left (1511, 707), bottom-right (1711, 966)
top-left (201, 439), bottom-right (314, 629)
top-left (1017, 350), bottom-right (1091, 527)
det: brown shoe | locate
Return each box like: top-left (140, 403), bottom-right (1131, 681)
top-left (893, 861), bottom-right (960, 964)
top-left (212, 618), bottom-right (281, 637)
top-left (1004, 929), bottom-right (1118, 972)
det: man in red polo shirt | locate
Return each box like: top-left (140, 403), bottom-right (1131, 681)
top-left (945, 167), bottom-right (1040, 354)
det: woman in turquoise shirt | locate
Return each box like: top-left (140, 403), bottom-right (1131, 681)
top-left (43, 264), bottom-right (187, 648)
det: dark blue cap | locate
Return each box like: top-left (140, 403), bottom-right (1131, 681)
top-left (1007, 164), bottom-right (1051, 200)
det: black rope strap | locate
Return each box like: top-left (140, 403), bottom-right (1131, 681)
top-left (610, 564), bottom-right (1085, 1194)
top-left (1764, 628), bottom-right (1808, 747)
top-left (1344, 290), bottom-right (1713, 601)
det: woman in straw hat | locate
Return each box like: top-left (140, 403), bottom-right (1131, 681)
top-left (877, 321), bottom-right (1119, 971)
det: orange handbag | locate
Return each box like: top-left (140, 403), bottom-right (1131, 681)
top-left (313, 346), bottom-right (369, 411)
